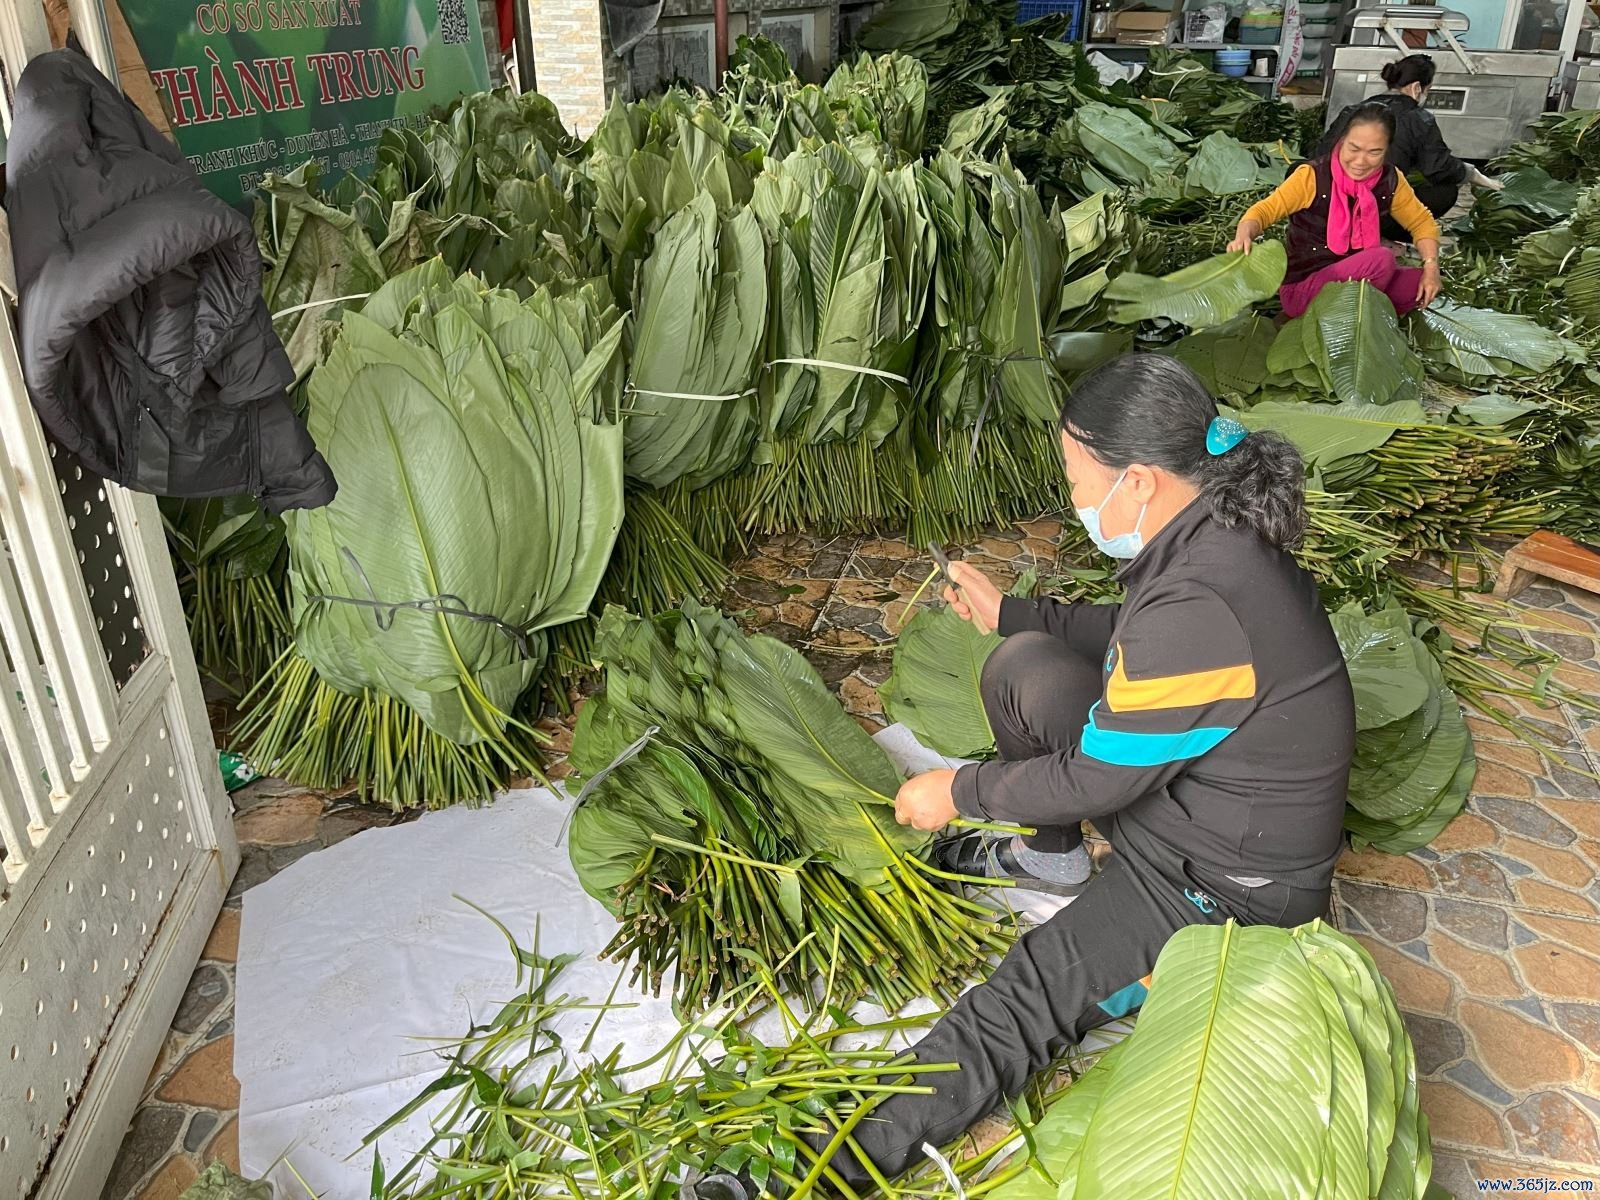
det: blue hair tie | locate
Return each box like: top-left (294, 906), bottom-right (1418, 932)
top-left (1206, 415), bottom-right (1249, 456)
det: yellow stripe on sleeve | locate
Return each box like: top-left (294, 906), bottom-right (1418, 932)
top-left (1104, 645), bottom-right (1257, 713)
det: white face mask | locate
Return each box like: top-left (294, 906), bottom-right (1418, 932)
top-left (1074, 468), bottom-right (1147, 559)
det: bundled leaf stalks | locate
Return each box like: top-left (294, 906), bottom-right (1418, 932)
top-left (237, 262), bottom-right (629, 805)
top-left (369, 915), bottom-right (1435, 1200)
top-left (568, 602), bottom-right (1016, 1013)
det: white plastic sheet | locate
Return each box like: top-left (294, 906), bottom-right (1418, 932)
top-left (235, 727), bottom-right (1077, 1195)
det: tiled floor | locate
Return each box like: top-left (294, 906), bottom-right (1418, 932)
top-left (104, 525), bottom-right (1600, 1199)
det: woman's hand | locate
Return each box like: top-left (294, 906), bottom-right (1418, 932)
top-left (1417, 262), bottom-right (1442, 308)
top-left (1227, 219), bottom-right (1262, 255)
top-left (944, 560), bottom-right (1003, 634)
top-left (895, 769), bottom-right (959, 832)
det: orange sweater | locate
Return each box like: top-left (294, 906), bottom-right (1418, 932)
top-left (1241, 163), bottom-right (1441, 244)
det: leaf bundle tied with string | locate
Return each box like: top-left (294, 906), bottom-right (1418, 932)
top-left (235, 261), bottom-right (627, 803)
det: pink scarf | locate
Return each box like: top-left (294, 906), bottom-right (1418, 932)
top-left (1326, 142), bottom-right (1382, 256)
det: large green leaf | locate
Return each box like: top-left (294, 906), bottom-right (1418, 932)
top-left (1107, 242), bottom-right (1287, 330)
top-left (879, 605), bottom-right (999, 759)
top-left (996, 922), bottom-right (1432, 1200)
top-left (1168, 313), bottom-right (1278, 397)
top-left (1071, 924), bottom-right (1338, 1198)
top-left (1067, 104), bottom-right (1185, 187)
top-left (1233, 399), bottom-right (1428, 470)
top-left (1301, 282), bottom-right (1422, 406)
top-left (992, 1041), bottom-right (1128, 1200)
top-left (1183, 132), bottom-right (1284, 197)
top-left (1329, 603), bottom-right (1430, 731)
top-left (1411, 301), bottom-right (1571, 377)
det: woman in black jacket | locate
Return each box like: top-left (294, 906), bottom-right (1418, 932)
top-left (1319, 54), bottom-right (1503, 242)
top-left (802, 355), bottom-right (1355, 1190)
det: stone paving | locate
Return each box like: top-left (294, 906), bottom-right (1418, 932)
top-left (104, 525), bottom-right (1600, 1199)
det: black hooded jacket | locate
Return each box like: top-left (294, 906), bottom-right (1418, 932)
top-left (1317, 92), bottom-right (1468, 188)
top-left (5, 50), bottom-right (335, 513)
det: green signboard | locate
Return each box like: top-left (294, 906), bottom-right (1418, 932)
top-left (121, 0), bottom-right (491, 207)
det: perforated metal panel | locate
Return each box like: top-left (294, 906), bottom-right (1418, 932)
top-left (2, 701), bottom-right (193, 1187)
top-left (49, 445), bottom-right (149, 689)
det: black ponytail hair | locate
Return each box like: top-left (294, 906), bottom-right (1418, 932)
top-left (1381, 53), bottom-right (1437, 91)
top-left (1059, 354), bottom-right (1308, 551)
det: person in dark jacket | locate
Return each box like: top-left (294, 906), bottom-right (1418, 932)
top-left (1318, 53), bottom-right (1504, 241)
top-left (813, 354), bottom-right (1356, 1189)
top-left (1228, 103), bottom-right (1442, 318)
top-left (6, 50), bottom-right (335, 514)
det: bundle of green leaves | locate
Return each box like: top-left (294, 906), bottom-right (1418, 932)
top-left (880, 602), bottom-right (1002, 759)
top-left (1455, 167), bottom-right (1580, 254)
top-left (236, 261), bottom-right (627, 801)
top-left (750, 145), bottom-right (931, 452)
top-left (1492, 108), bottom-right (1600, 183)
top-left (995, 920), bottom-right (1437, 1200)
top-left (1332, 602), bottom-right (1475, 855)
top-left (567, 601), bottom-right (1014, 1011)
top-left (625, 193), bottom-right (768, 489)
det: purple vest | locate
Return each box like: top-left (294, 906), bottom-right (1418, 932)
top-left (1285, 159), bottom-right (1399, 285)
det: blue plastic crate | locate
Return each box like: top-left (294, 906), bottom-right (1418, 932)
top-left (1016, 0), bottom-right (1085, 42)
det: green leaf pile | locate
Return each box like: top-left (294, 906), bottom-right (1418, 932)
top-left (996, 920), bottom-right (1435, 1200)
top-left (567, 601), bottom-right (1014, 1011)
top-left (284, 261), bottom-right (626, 746)
top-left (1332, 601), bottom-right (1476, 854)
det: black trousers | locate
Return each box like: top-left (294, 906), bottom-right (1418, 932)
top-left (981, 633), bottom-right (1103, 854)
top-left (1382, 178), bottom-right (1457, 244)
top-left (822, 633), bottom-right (1332, 1188)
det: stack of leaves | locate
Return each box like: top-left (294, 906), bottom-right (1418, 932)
top-left (1331, 601), bottom-right (1475, 855)
top-left (880, 602), bottom-right (1002, 759)
top-left (1492, 108), bottom-right (1600, 183)
top-left (1136, 49), bottom-right (1296, 142)
top-left (749, 145), bottom-right (930, 454)
top-left (237, 261), bottom-right (628, 804)
top-left (625, 193), bottom-right (768, 490)
top-left (996, 920), bottom-right (1436, 1200)
top-left (1455, 167), bottom-right (1579, 254)
top-left (567, 601), bottom-right (1014, 1013)
top-left (1106, 241), bottom-right (1288, 331)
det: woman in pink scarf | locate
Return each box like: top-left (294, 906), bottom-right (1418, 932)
top-left (1226, 103), bottom-right (1443, 318)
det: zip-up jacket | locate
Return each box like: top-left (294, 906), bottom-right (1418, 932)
top-left (951, 501), bottom-right (1355, 892)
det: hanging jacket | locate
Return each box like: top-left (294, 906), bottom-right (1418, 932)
top-left (5, 50), bottom-right (335, 513)
top-left (1317, 92), bottom-right (1468, 189)
top-left (952, 500), bottom-right (1356, 893)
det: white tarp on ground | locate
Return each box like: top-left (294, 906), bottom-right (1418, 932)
top-left (235, 726), bottom-right (1076, 1197)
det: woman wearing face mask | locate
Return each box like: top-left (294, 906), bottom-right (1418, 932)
top-left (824, 354), bottom-right (1355, 1187)
top-left (1318, 53), bottom-right (1504, 242)
top-left (1226, 102), bottom-right (1443, 318)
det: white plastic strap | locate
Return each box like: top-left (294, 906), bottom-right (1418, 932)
top-left (922, 1143), bottom-right (967, 1200)
top-left (272, 292), bottom-right (373, 319)
top-left (627, 384), bottom-right (758, 402)
top-left (766, 357), bottom-right (911, 384)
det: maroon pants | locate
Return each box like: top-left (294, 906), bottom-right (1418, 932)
top-left (1280, 246), bottom-right (1423, 319)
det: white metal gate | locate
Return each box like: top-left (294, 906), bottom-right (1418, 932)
top-left (0, 5), bottom-right (240, 1197)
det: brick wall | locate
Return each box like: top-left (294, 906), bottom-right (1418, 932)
top-left (530, 0), bottom-right (610, 134)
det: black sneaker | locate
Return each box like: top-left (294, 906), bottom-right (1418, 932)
top-left (936, 833), bottom-right (1092, 898)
